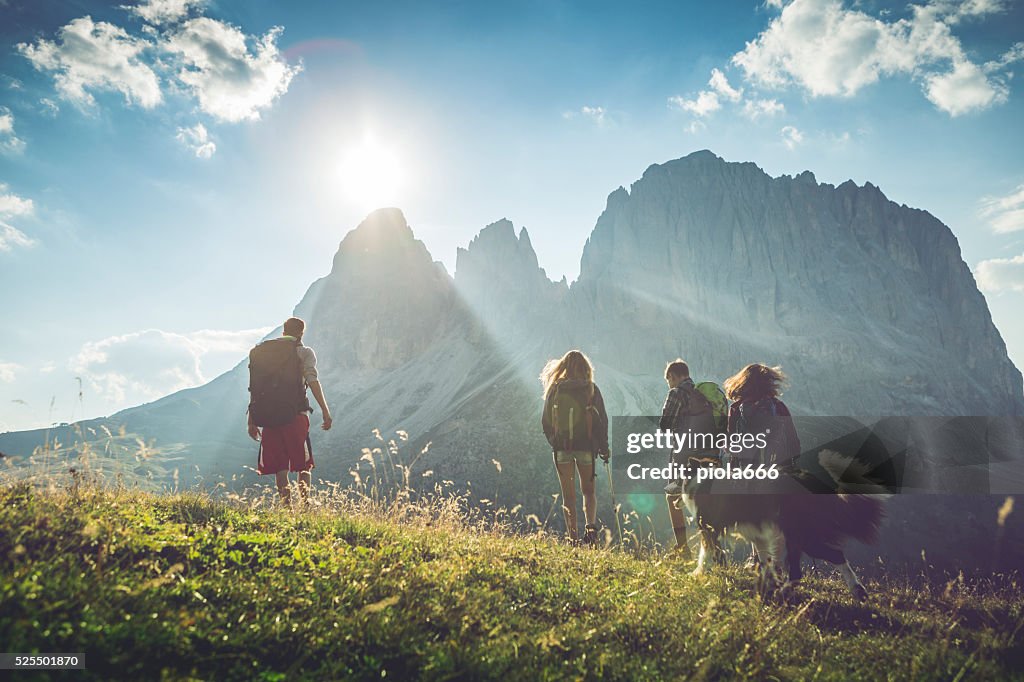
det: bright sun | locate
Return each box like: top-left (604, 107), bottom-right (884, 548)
top-left (335, 136), bottom-right (406, 213)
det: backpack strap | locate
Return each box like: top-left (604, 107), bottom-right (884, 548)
top-left (550, 384), bottom-right (561, 440)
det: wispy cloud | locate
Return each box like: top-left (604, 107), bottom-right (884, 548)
top-left (563, 105), bottom-right (608, 126)
top-left (980, 184), bottom-right (1024, 234)
top-left (976, 253), bottom-right (1024, 293)
top-left (668, 68), bottom-right (742, 117)
top-left (0, 183), bottom-right (36, 252)
top-left (742, 98), bottom-right (785, 119)
top-left (0, 362), bottom-right (20, 383)
top-left (39, 98), bottom-right (60, 117)
top-left (669, 90), bottom-right (721, 117)
top-left (176, 122), bottom-right (215, 158)
top-left (781, 125), bottom-right (804, 149)
top-left (69, 326), bottom-right (271, 403)
top-left (0, 107), bottom-right (26, 154)
top-left (732, 0), bottom-right (1020, 116)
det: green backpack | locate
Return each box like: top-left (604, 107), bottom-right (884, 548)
top-left (694, 381), bottom-right (728, 435)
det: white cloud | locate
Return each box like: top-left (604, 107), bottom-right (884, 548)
top-left (924, 60), bottom-right (1006, 115)
top-left (19, 6), bottom-right (300, 146)
top-left (17, 16), bottom-right (163, 110)
top-left (980, 184), bottom-right (1024, 234)
top-left (176, 122), bottom-right (216, 158)
top-left (976, 253), bottom-right (1024, 293)
top-left (0, 183), bottom-right (36, 252)
top-left (0, 224), bottom-right (34, 252)
top-left (985, 41), bottom-right (1024, 71)
top-left (580, 105), bottom-right (605, 124)
top-left (124, 0), bottom-right (203, 26)
top-left (943, 0), bottom-right (1006, 23)
top-left (70, 327), bottom-right (271, 403)
top-left (684, 120), bottom-right (706, 134)
top-left (563, 105), bottom-right (607, 125)
top-left (708, 68), bottom-right (743, 102)
top-left (39, 98), bottom-right (60, 117)
top-left (781, 125), bottom-right (804, 149)
top-left (0, 184), bottom-right (34, 217)
top-left (669, 90), bottom-right (721, 117)
top-left (0, 107), bottom-right (26, 154)
top-left (742, 97), bottom-right (785, 119)
top-left (669, 68), bottom-right (744, 118)
top-left (163, 18), bottom-right (301, 122)
top-left (0, 362), bottom-right (20, 383)
top-left (732, 0), bottom-right (1016, 116)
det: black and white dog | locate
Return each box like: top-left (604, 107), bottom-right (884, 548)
top-left (682, 450), bottom-right (887, 600)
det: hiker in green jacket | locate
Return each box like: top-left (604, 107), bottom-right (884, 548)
top-left (659, 359), bottom-right (724, 559)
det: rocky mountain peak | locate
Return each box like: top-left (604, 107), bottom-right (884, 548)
top-left (329, 208), bottom-right (435, 277)
top-left (455, 218), bottom-right (547, 284)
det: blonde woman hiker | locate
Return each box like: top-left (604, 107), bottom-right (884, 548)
top-left (540, 350), bottom-right (611, 546)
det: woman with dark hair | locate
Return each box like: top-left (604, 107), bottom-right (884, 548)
top-left (723, 363), bottom-right (801, 567)
top-left (540, 350), bottom-right (610, 545)
top-left (723, 363), bottom-right (801, 468)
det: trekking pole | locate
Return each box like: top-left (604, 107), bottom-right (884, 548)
top-left (603, 455), bottom-right (622, 547)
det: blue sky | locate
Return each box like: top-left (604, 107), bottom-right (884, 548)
top-left (1, 0), bottom-right (1023, 431)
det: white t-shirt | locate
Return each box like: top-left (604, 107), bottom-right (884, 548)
top-left (282, 335), bottom-right (318, 383)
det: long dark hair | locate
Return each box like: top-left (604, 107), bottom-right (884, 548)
top-left (723, 363), bottom-right (787, 402)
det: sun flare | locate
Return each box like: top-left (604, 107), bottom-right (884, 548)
top-left (335, 136), bottom-right (406, 212)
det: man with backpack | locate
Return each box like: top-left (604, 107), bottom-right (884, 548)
top-left (247, 317), bottom-right (333, 505)
top-left (659, 359), bottom-right (727, 559)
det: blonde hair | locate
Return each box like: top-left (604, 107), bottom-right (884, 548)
top-left (723, 363), bottom-right (787, 402)
top-left (540, 350), bottom-right (594, 398)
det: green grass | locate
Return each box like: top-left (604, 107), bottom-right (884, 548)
top-left (1, 482), bottom-right (1022, 681)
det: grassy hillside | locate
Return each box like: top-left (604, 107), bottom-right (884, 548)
top-left (1, 481), bottom-right (1022, 681)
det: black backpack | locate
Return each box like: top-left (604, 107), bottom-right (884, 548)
top-left (248, 338), bottom-right (308, 427)
top-left (550, 379), bottom-right (597, 452)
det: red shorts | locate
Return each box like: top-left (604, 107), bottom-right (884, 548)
top-left (257, 413), bottom-right (315, 475)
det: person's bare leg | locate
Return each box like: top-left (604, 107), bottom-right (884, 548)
top-left (577, 460), bottom-right (597, 527)
top-left (666, 493), bottom-right (692, 558)
top-left (298, 470), bottom-right (311, 503)
top-left (275, 471), bottom-right (291, 506)
top-left (555, 460), bottom-right (578, 541)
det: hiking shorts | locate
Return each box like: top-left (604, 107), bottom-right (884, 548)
top-left (257, 413), bottom-right (314, 475)
top-left (554, 450), bottom-right (596, 466)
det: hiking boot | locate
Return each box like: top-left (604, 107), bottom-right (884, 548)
top-left (663, 479), bottom-right (683, 496)
top-left (582, 524), bottom-right (600, 547)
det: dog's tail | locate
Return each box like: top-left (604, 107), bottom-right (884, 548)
top-left (818, 449), bottom-right (892, 496)
top-left (834, 493), bottom-right (886, 545)
top-left (818, 449), bottom-right (887, 545)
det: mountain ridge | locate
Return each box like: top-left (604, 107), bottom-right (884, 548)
top-left (2, 150), bottom-right (1022, 572)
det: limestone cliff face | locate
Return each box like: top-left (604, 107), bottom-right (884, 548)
top-left (454, 218), bottom-right (567, 331)
top-left (573, 150), bottom-right (1023, 416)
top-left (295, 208), bottom-right (462, 372)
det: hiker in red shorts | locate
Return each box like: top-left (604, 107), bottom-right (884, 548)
top-left (247, 317), bottom-right (333, 505)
